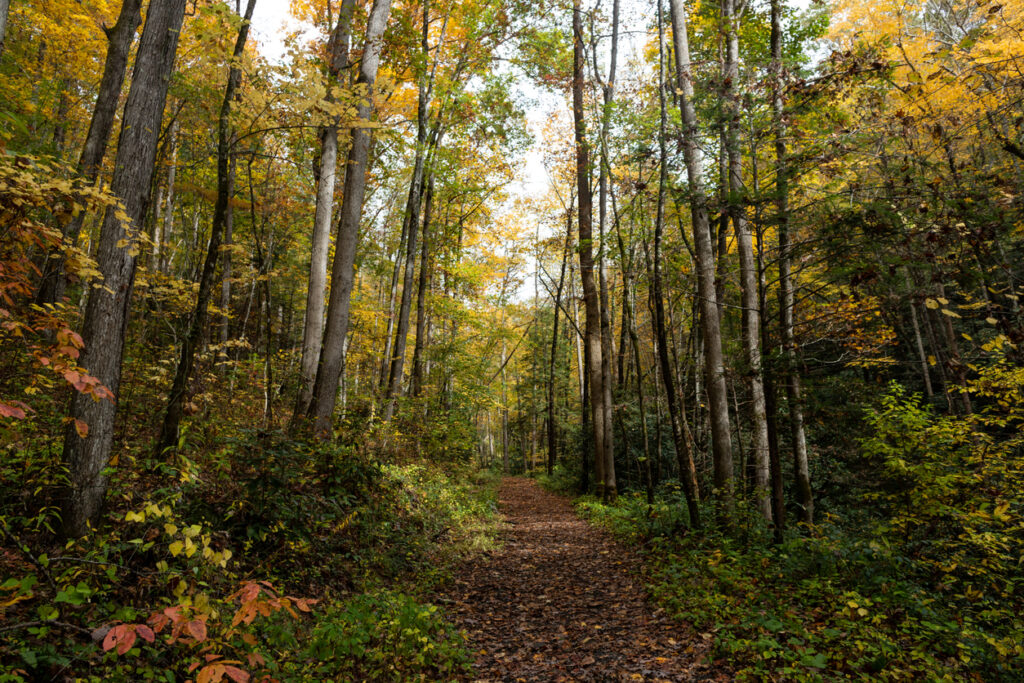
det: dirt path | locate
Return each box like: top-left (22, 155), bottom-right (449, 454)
top-left (445, 478), bottom-right (719, 682)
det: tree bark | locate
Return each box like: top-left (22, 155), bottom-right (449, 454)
top-left (669, 0), bottom-right (734, 516)
top-left (548, 210), bottom-right (572, 475)
top-left (309, 0), bottom-right (394, 437)
top-left (573, 0), bottom-right (608, 499)
top-left (0, 0), bottom-right (9, 59)
top-left (383, 1), bottom-right (444, 420)
top-left (156, 0), bottom-right (256, 455)
top-left (721, 0), bottom-right (771, 521)
top-left (772, 0), bottom-right (813, 524)
top-left (62, 0), bottom-right (188, 537)
top-left (296, 0), bottom-right (356, 417)
top-left (656, 0), bottom-right (701, 526)
top-left (36, 0), bottom-right (143, 305)
top-left (411, 171), bottom-right (437, 397)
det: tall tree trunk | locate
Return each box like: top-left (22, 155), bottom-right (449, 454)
top-left (573, 0), bottom-right (608, 500)
top-left (669, 0), bottom-right (734, 516)
top-left (36, 0), bottom-right (144, 305)
top-left (220, 154), bottom-right (236, 347)
top-left (62, 0), bottom-right (188, 537)
top-left (156, 0), bottom-right (257, 456)
top-left (411, 171), bottom-right (437, 397)
top-left (383, 1), bottom-right (445, 420)
top-left (296, 0), bottom-right (356, 417)
top-left (594, 0), bottom-right (621, 501)
top-left (772, 0), bottom-right (813, 524)
top-left (656, 0), bottom-right (701, 526)
top-left (721, 0), bottom-right (771, 521)
top-left (548, 212), bottom-right (572, 475)
top-left (309, 0), bottom-right (394, 437)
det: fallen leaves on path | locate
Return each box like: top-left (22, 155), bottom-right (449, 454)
top-left (444, 478), bottom-right (724, 682)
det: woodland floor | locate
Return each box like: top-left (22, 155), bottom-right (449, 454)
top-left (444, 478), bottom-right (724, 682)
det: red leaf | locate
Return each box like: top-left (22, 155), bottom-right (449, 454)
top-left (135, 624), bottom-right (155, 643)
top-left (74, 419), bottom-right (89, 438)
top-left (223, 665), bottom-right (250, 683)
top-left (187, 620), bottom-right (208, 642)
top-left (0, 402), bottom-right (27, 420)
top-left (102, 624), bottom-right (137, 655)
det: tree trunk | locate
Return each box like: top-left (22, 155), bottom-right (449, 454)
top-left (309, 0), bottom-right (394, 437)
top-left (655, 0), bottom-right (701, 525)
top-left (411, 171), bottom-right (437, 397)
top-left (595, 0), bottom-right (621, 502)
top-left (383, 1), bottom-right (443, 420)
top-left (36, 0), bottom-right (143, 305)
top-left (296, 0), bottom-right (356, 417)
top-left (772, 0), bottom-right (813, 524)
top-left (721, 0), bottom-right (771, 521)
top-left (573, 0), bottom-right (608, 500)
top-left (153, 120), bottom-right (178, 274)
top-left (220, 154), bottom-right (236, 347)
top-left (156, 0), bottom-right (257, 456)
top-left (0, 0), bottom-right (9, 59)
top-left (669, 0), bottom-right (734, 516)
top-left (62, 0), bottom-right (188, 537)
top-left (548, 211), bottom-right (572, 475)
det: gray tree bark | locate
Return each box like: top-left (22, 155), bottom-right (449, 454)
top-left (721, 0), bottom-right (771, 521)
top-left (0, 0), bottom-right (9, 59)
top-left (62, 0), bottom-right (188, 537)
top-left (668, 0), bottom-right (735, 515)
top-left (309, 0), bottom-right (394, 437)
top-left (411, 171), bottom-right (436, 397)
top-left (656, 0), bottom-right (700, 526)
top-left (573, 0), bottom-right (609, 500)
top-left (296, 0), bottom-right (356, 417)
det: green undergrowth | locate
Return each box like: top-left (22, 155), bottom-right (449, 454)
top-left (0, 430), bottom-right (501, 681)
top-left (570, 382), bottom-right (1024, 681)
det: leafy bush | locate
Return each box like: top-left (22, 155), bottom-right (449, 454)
top-left (281, 590), bottom-right (471, 680)
top-left (577, 376), bottom-right (1024, 682)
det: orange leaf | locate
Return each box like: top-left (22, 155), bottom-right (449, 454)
top-left (223, 666), bottom-right (250, 683)
top-left (188, 620), bottom-right (208, 642)
top-left (74, 419), bottom-right (89, 438)
top-left (135, 624), bottom-right (155, 643)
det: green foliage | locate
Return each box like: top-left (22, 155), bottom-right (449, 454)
top-left (0, 431), bottom-right (499, 681)
top-left (282, 590), bottom-right (471, 680)
top-left (577, 377), bottom-right (1024, 682)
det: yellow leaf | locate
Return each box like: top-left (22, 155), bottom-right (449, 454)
top-left (925, 298), bottom-right (939, 310)
top-left (169, 541), bottom-right (184, 557)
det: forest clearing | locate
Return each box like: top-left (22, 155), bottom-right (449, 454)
top-left (1, 0), bottom-right (1023, 680)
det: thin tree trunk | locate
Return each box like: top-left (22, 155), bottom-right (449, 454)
top-left (155, 121), bottom-right (178, 274)
top-left (548, 211), bottom-right (572, 475)
top-left (62, 0), bottom-right (188, 537)
top-left (309, 0), bottom-right (393, 437)
top-left (156, 0), bottom-right (257, 456)
top-left (296, 0), bottom-right (356, 417)
top-left (383, 1), bottom-right (445, 420)
top-left (669, 0), bottom-right (734, 516)
top-left (36, 0), bottom-right (143, 304)
top-left (411, 171), bottom-right (436, 397)
top-left (721, 0), bottom-right (771, 521)
top-left (656, 0), bottom-right (700, 525)
top-left (772, 0), bottom-right (813, 523)
top-left (220, 154), bottom-right (236, 347)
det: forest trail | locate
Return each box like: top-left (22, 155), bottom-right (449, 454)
top-left (445, 478), bottom-right (722, 682)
